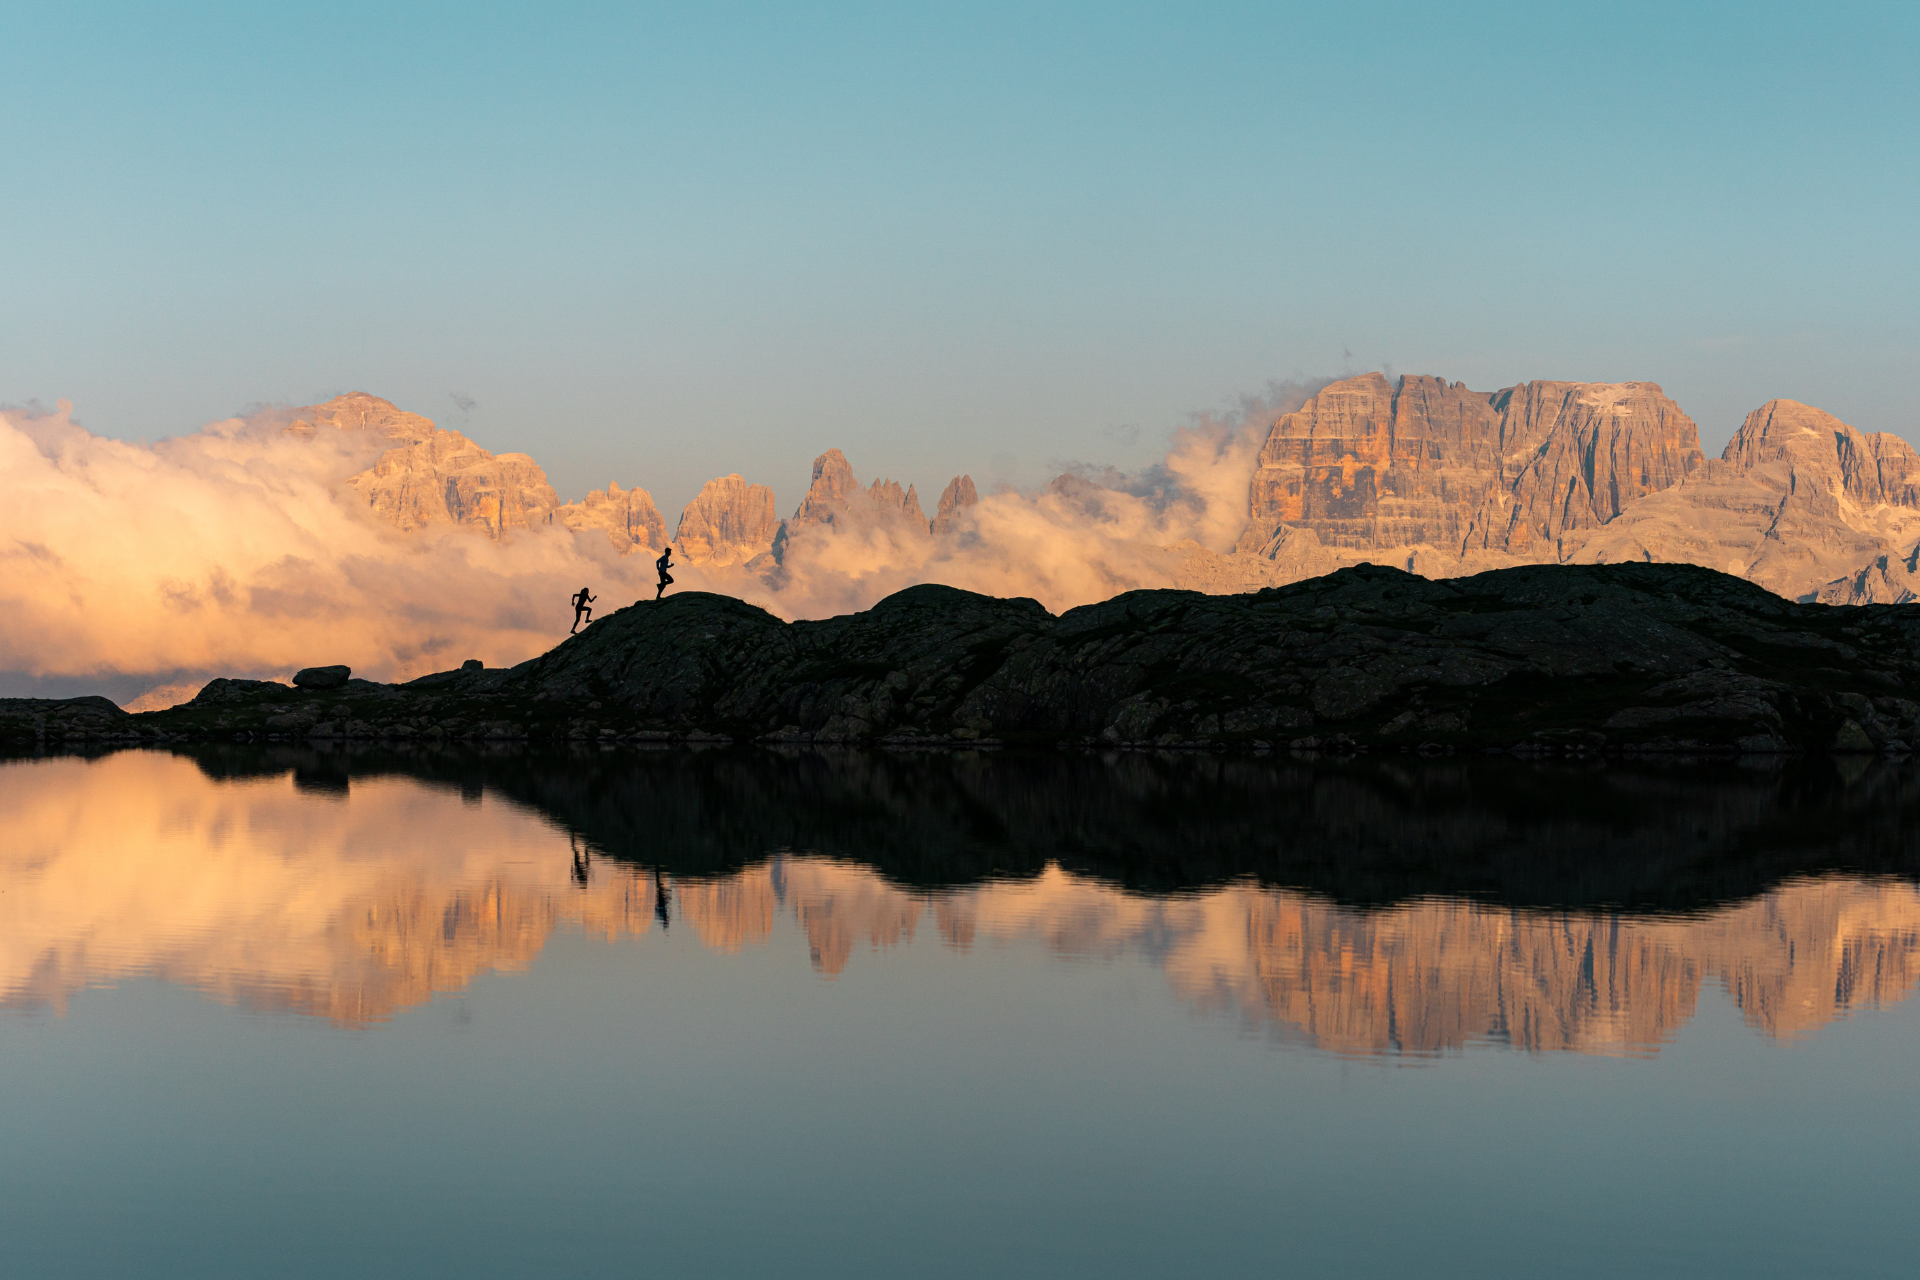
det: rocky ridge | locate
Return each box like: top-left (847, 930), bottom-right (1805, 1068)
top-left (21, 562), bottom-right (1920, 754)
top-left (284, 380), bottom-right (1920, 606)
top-left (1572, 398), bottom-right (1920, 601)
top-left (289, 396), bottom-right (978, 568)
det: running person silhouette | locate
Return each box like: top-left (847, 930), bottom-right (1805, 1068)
top-left (570, 586), bottom-right (596, 633)
top-left (655, 545), bottom-right (675, 600)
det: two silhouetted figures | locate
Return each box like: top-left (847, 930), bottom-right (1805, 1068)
top-left (566, 546), bottom-right (670, 633)
top-left (655, 545), bottom-right (674, 600)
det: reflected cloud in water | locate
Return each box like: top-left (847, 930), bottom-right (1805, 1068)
top-left (4, 749), bottom-right (1920, 1058)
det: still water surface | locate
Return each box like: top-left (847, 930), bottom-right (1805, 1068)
top-left (4, 748), bottom-right (1919, 1277)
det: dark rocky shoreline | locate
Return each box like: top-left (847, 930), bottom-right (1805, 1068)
top-left (10, 561), bottom-right (1920, 756)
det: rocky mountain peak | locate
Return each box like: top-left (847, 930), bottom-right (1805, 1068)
top-left (283, 392), bottom-right (436, 444)
top-left (866, 477), bottom-right (929, 530)
top-left (350, 433), bottom-right (559, 537)
top-left (1473, 379), bottom-right (1704, 555)
top-left (932, 475), bottom-right (979, 536)
top-left (784, 449), bottom-right (936, 542)
top-left (1234, 372), bottom-right (1705, 562)
top-left (266, 384), bottom-right (1920, 614)
top-left (791, 448), bottom-right (863, 527)
top-left (1570, 397), bottom-right (1920, 603)
top-left (553, 481), bottom-right (667, 554)
top-left (1723, 399), bottom-right (1920, 508)
top-left (674, 474), bottom-right (781, 565)
top-left (283, 393), bottom-right (560, 539)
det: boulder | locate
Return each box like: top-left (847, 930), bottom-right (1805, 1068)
top-left (191, 678), bottom-right (291, 704)
top-left (293, 665), bottom-right (351, 690)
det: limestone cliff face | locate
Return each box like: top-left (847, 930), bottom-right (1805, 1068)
top-left (553, 482), bottom-right (667, 555)
top-left (673, 475), bottom-right (780, 566)
top-left (1472, 380), bottom-right (1705, 556)
top-left (1234, 374), bottom-right (1703, 563)
top-left (289, 393), bottom-right (561, 539)
top-left (1816, 553), bottom-right (1920, 607)
top-left (1573, 399), bottom-right (1920, 601)
top-left (1207, 375), bottom-right (1920, 605)
top-left (932, 475), bottom-right (978, 536)
top-left (1236, 374), bottom-right (1506, 555)
top-left (349, 432), bottom-right (560, 537)
top-left (1724, 398), bottom-right (1920, 505)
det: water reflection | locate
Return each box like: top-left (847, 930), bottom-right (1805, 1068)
top-left (0, 754), bottom-right (656, 1024)
top-left (5, 749), bottom-right (1920, 1056)
top-left (688, 860), bottom-right (1920, 1055)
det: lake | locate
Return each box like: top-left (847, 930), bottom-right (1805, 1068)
top-left (4, 746), bottom-right (1919, 1278)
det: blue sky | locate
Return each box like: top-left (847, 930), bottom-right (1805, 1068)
top-left (4, 1), bottom-right (1915, 518)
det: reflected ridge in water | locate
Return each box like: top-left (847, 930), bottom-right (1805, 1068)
top-left (5, 748), bottom-right (1920, 1056)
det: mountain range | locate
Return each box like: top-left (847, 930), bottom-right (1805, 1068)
top-left (292, 377), bottom-right (1920, 605)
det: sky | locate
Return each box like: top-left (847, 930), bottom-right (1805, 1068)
top-left (4, 0), bottom-right (1917, 521)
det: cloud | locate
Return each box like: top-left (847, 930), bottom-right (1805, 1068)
top-left (0, 400), bottom-right (664, 697)
top-left (699, 378), bottom-right (1333, 619)
top-left (0, 379), bottom-right (1328, 701)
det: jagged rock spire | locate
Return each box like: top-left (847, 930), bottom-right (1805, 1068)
top-left (932, 474), bottom-right (978, 537)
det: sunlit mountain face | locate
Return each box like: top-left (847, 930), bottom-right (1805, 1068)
top-left (6, 750), bottom-right (1920, 1054)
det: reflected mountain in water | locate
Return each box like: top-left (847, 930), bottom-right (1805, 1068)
top-left (4, 748), bottom-right (1920, 1055)
top-left (187, 741), bottom-right (1920, 907)
top-left (681, 860), bottom-right (1920, 1055)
